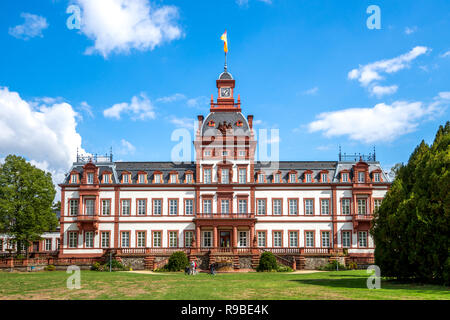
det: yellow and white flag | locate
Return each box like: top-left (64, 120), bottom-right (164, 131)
top-left (221, 30), bottom-right (228, 53)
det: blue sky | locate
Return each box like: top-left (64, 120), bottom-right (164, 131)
top-left (0, 0), bottom-right (449, 186)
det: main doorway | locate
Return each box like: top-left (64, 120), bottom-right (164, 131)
top-left (220, 231), bottom-right (231, 248)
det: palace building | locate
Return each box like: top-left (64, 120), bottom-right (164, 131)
top-left (57, 66), bottom-right (391, 270)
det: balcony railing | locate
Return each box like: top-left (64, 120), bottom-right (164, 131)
top-left (195, 213), bottom-right (254, 219)
top-left (75, 214), bottom-right (98, 222)
top-left (355, 214), bottom-right (373, 221)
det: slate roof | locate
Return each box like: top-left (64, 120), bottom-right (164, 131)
top-left (201, 112), bottom-right (250, 136)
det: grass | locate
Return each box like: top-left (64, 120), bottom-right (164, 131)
top-left (0, 270), bottom-right (448, 300)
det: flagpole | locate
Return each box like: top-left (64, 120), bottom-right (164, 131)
top-left (224, 52), bottom-right (227, 72)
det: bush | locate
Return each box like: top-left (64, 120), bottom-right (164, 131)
top-left (319, 260), bottom-right (347, 271)
top-left (105, 259), bottom-right (126, 271)
top-left (45, 264), bottom-right (56, 271)
top-left (348, 261), bottom-right (358, 270)
top-left (257, 252), bottom-right (278, 272)
top-left (166, 251), bottom-right (189, 272)
top-left (91, 262), bottom-right (102, 271)
top-left (276, 264), bottom-right (293, 272)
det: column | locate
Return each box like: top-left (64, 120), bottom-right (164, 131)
top-left (249, 226), bottom-right (254, 248)
top-left (196, 226), bottom-right (201, 248)
top-left (213, 226), bottom-right (218, 248)
top-left (233, 226), bottom-right (238, 248)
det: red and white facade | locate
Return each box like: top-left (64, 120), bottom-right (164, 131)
top-left (58, 68), bottom-right (390, 266)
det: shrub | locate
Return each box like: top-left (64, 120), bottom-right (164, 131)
top-left (166, 251), bottom-right (189, 272)
top-left (319, 260), bottom-right (347, 271)
top-left (45, 264), bottom-right (56, 271)
top-left (257, 252), bottom-right (278, 272)
top-left (348, 262), bottom-right (358, 270)
top-left (276, 264), bottom-right (293, 272)
top-left (91, 262), bottom-right (102, 271)
top-left (105, 259), bottom-right (126, 271)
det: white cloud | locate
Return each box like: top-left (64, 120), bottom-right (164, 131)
top-left (438, 92), bottom-right (450, 100)
top-left (119, 139), bottom-right (136, 154)
top-left (348, 46), bottom-right (430, 97)
top-left (168, 116), bottom-right (195, 130)
top-left (308, 99), bottom-right (443, 143)
top-left (0, 87), bottom-right (86, 200)
top-left (78, 101), bottom-right (94, 119)
top-left (9, 13), bottom-right (48, 40)
top-left (103, 93), bottom-right (155, 120)
top-left (440, 51), bottom-right (450, 58)
top-left (236, 0), bottom-right (272, 6)
top-left (371, 85), bottom-right (398, 97)
top-left (186, 96), bottom-right (209, 109)
top-left (404, 26), bottom-right (418, 35)
top-left (302, 87), bottom-right (319, 96)
top-left (74, 0), bottom-right (182, 57)
top-left (156, 93), bottom-right (186, 103)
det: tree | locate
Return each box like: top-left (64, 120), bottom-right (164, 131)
top-left (0, 155), bottom-right (58, 258)
top-left (257, 252), bottom-right (278, 272)
top-left (371, 122), bottom-right (450, 285)
top-left (166, 251), bottom-right (189, 271)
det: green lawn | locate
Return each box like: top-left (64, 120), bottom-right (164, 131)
top-left (0, 270), bottom-right (448, 300)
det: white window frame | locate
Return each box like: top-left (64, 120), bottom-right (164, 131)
top-left (45, 239), bottom-right (52, 251)
top-left (321, 232), bottom-right (330, 248)
top-left (204, 169), bottom-right (212, 184)
top-left (68, 232), bottom-right (77, 248)
top-left (358, 231), bottom-right (368, 248)
top-left (305, 231), bottom-right (314, 248)
top-left (289, 231), bottom-right (298, 247)
top-left (87, 173), bottom-right (94, 184)
top-left (342, 199), bottom-right (351, 215)
top-left (153, 200), bottom-right (162, 215)
top-left (289, 199), bottom-right (298, 215)
top-left (238, 231), bottom-right (248, 247)
top-left (85, 231), bottom-right (94, 248)
top-left (137, 199), bottom-right (146, 215)
top-left (257, 232), bottom-right (266, 247)
top-left (121, 232), bottom-right (130, 248)
top-left (273, 231), bottom-right (282, 247)
top-left (101, 232), bottom-right (110, 248)
top-left (257, 199), bottom-right (266, 215)
top-left (221, 169), bottom-right (229, 184)
top-left (342, 231), bottom-right (350, 248)
top-left (203, 199), bottom-right (212, 214)
top-left (305, 199), bottom-right (314, 215)
top-left (358, 199), bottom-right (367, 215)
top-left (169, 199), bottom-right (178, 215)
top-left (121, 199), bottom-right (130, 215)
top-left (238, 169), bottom-right (246, 184)
top-left (273, 199), bottom-right (282, 215)
top-left (85, 199), bottom-right (95, 216)
top-left (321, 199), bottom-right (330, 215)
top-left (202, 231), bottom-right (212, 248)
top-left (153, 232), bottom-right (161, 247)
top-left (221, 199), bottom-right (230, 214)
top-left (185, 199), bottom-right (194, 215)
top-left (238, 199), bottom-right (248, 214)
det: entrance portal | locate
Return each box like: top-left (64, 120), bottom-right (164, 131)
top-left (220, 231), bottom-right (231, 248)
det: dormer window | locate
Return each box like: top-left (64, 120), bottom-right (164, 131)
top-left (103, 174), bottom-right (110, 184)
top-left (170, 174), bottom-right (178, 184)
top-left (321, 173), bottom-right (328, 183)
top-left (185, 173), bottom-right (193, 184)
top-left (342, 173), bottom-right (349, 182)
top-left (71, 174), bottom-right (78, 184)
top-left (274, 173), bottom-right (281, 183)
top-left (154, 174), bottom-right (162, 184)
top-left (289, 173), bottom-right (296, 183)
top-left (204, 150), bottom-right (211, 157)
top-left (207, 121), bottom-right (215, 127)
top-left (305, 174), bottom-right (312, 183)
top-left (258, 173), bottom-right (265, 183)
top-left (373, 173), bottom-right (380, 182)
top-left (138, 174), bottom-right (146, 184)
top-left (123, 174), bottom-right (129, 184)
top-left (358, 172), bottom-right (365, 183)
top-left (87, 173), bottom-right (94, 184)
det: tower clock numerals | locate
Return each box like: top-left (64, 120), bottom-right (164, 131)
top-left (220, 87), bottom-right (231, 98)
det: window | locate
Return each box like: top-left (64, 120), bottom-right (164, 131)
top-left (221, 199), bottom-right (230, 214)
top-left (289, 199), bottom-right (298, 215)
top-left (221, 169), bottom-right (229, 184)
top-left (153, 199), bottom-right (162, 215)
top-left (68, 232), bottom-right (77, 248)
top-left (137, 232), bottom-right (146, 248)
top-left (273, 231), bottom-right (282, 247)
top-left (137, 199), bottom-right (146, 215)
top-left (342, 173), bottom-right (349, 182)
top-left (121, 200), bottom-right (130, 215)
top-left (202, 231), bottom-right (212, 247)
top-left (373, 173), bottom-right (380, 182)
top-left (258, 173), bottom-right (265, 183)
top-left (69, 200), bottom-right (79, 216)
top-left (169, 199), bottom-right (178, 215)
top-left (170, 174), bottom-right (177, 183)
top-left (153, 232), bottom-right (161, 247)
top-left (374, 199), bottom-right (382, 213)
top-left (87, 173), bottom-right (94, 184)
top-left (305, 231), bottom-right (314, 247)
top-left (321, 199), bottom-right (330, 215)
top-left (123, 174), bottom-right (129, 184)
top-left (321, 173), bottom-right (328, 182)
top-left (85, 232), bottom-right (94, 248)
top-left (257, 232), bottom-right (266, 247)
top-left (154, 174), bottom-right (161, 183)
top-left (222, 150), bottom-right (229, 156)
top-left (121, 232), bottom-right (130, 248)
top-left (238, 169), bottom-right (246, 184)
top-left (204, 168), bottom-right (212, 183)
top-left (85, 199), bottom-right (94, 216)
top-left (273, 173), bottom-right (281, 183)
top-left (289, 173), bottom-right (296, 183)
top-left (341, 199), bottom-right (351, 215)
top-left (203, 199), bottom-right (212, 214)
top-left (305, 173), bottom-right (312, 183)
top-left (138, 174), bottom-right (146, 184)
top-left (204, 150), bottom-right (211, 157)
top-left (321, 232), bottom-right (330, 247)
top-left (342, 231), bottom-right (351, 248)
top-left (357, 199), bottom-right (367, 215)
top-left (103, 174), bottom-right (110, 184)
top-left (71, 174), bottom-right (77, 184)
top-left (358, 231), bottom-right (368, 247)
top-left (273, 199), bottom-right (282, 215)
top-left (238, 199), bottom-right (248, 214)
top-left (358, 172), bottom-right (365, 183)
top-left (101, 232), bottom-right (110, 248)
top-left (45, 239), bottom-right (52, 251)
top-left (56, 239), bottom-right (60, 250)
top-left (239, 150), bottom-right (246, 157)
top-left (185, 231), bottom-right (193, 247)
top-left (102, 200), bottom-right (111, 215)
top-left (185, 174), bottom-right (193, 184)
top-left (239, 231), bottom-right (248, 247)
top-left (305, 199), bottom-right (314, 215)
top-left (289, 231), bottom-right (298, 247)
top-left (257, 199), bottom-right (266, 215)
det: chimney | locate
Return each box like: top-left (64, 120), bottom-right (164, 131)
top-left (247, 115), bottom-right (254, 129)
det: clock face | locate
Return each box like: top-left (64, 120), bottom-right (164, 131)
top-left (220, 87), bottom-right (231, 98)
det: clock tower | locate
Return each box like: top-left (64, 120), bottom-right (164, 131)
top-left (212, 66), bottom-right (240, 112)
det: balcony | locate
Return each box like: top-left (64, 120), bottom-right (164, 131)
top-left (75, 215), bottom-right (98, 222)
top-left (195, 213), bottom-right (254, 219)
top-left (355, 214), bottom-right (373, 221)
